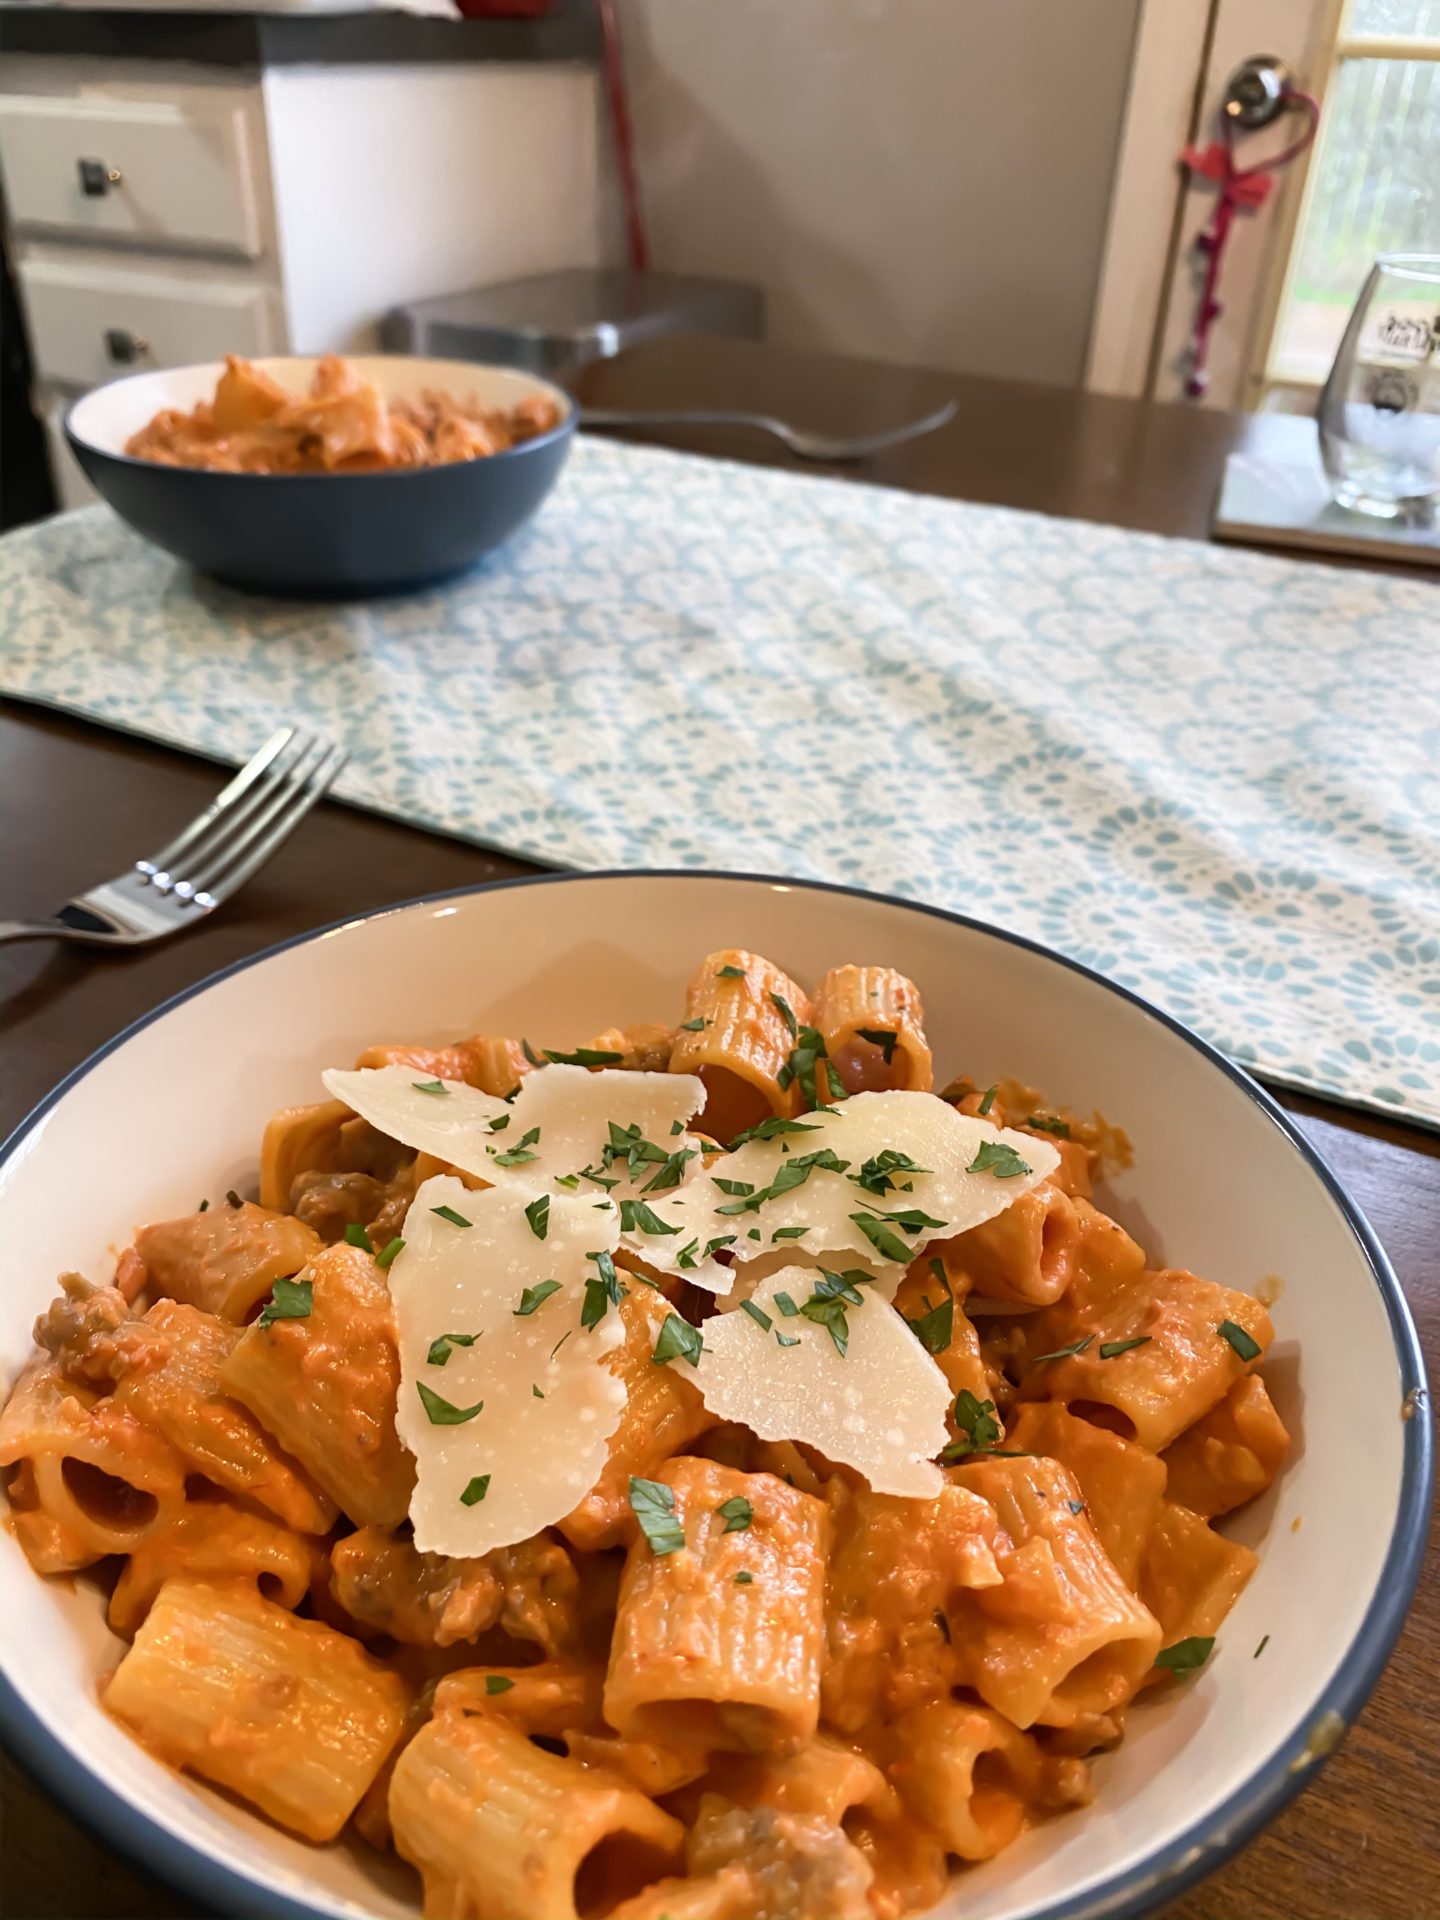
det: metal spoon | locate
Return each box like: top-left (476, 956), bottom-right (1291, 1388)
top-left (578, 398), bottom-right (957, 463)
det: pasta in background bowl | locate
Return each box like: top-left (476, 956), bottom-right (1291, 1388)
top-left (0, 873), bottom-right (1428, 1920)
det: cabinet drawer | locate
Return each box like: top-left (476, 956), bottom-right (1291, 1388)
top-left (20, 259), bottom-right (279, 389)
top-left (0, 93), bottom-right (262, 258)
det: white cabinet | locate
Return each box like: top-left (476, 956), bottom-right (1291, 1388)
top-left (4, 44), bottom-right (606, 504)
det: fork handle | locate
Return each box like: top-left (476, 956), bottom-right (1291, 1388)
top-left (0, 903), bottom-right (126, 945)
top-left (0, 919), bottom-right (65, 945)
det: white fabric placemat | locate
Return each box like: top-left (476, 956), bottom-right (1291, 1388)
top-left (4, 437), bottom-right (1438, 1128)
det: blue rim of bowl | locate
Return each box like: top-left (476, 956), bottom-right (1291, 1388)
top-left (62, 356), bottom-right (575, 479)
top-left (0, 868), bottom-right (1430, 1920)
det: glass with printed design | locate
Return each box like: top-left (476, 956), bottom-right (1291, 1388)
top-left (1317, 253), bottom-right (1440, 521)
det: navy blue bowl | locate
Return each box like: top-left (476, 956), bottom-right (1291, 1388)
top-left (65, 355), bottom-right (575, 597)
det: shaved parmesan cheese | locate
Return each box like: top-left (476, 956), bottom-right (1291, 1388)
top-left (322, 1062), bottom-right (705, 1198)
top-left (633, 1091), bottom-right (1059, 1297)
top-left (695, 1268), bottom-right (952, 1497)
top-left (323, 1065), bottom-right (507, 1180)
top-left (389, 1174), bottom-right (625, 1555)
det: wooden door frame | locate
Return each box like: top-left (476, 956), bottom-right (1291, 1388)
top-left (1085, 0), bottom-right (1343, 406)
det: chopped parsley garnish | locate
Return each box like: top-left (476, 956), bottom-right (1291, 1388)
top-left (460, 1476), bottom-right (490, 1507)
top-left (533, 1383), bottom-right (545, 1398)
top-left (717, 964), bottom-right (746, 979)
top-left (197, 1198), bottom-right (209, 1212)
top-left (515, 1280), bottom-right (562, 1317)
top-left (543, 1046), bottom-right (624, 1067)
top-left (550, 1330), bottom-right (572, 1360)
top-left (937, 1391), bottom-right (1032, 1463)
top-left (1030, 1334), bottom-right (1095, 1367)
top-left (675, 1238), bottom-right (700, 1269)
top-left (256, 1277), bottom-right (312, 1329)
top-left (856, 1027), bottom-right (898, 1064)
top-left (977, 1084), bottom-right (997, 1116)
top-left (426, 1331), bottom-right (478, 1366)
top-left (777, 1023), bottom-right (847, 1110)
top-left (1218, 1320), bottom-right (1261, 1362)
top-left (484, 1673), bottom-right (513, 1693)
top-left (933, 1608), bottom-right (951, 1643)
top-left (769, 991), bottom-right (799, 1038)
top-left (798, 1270), bottom-right (865, 1354)
top-left (740, 1299), bottom-right (773, 1331)
top-left (1099, 1335), bottom-right (1152, 1359)
top-left (850, 1212), bottom-right (915, 1262)
top-left (488, 1113), bottom-right (511, 1133)
top-left (493, 1126), bottom-right (542, 1168)
top-left (580, 1249), bottom-right (626, 1329)
top-left (775, 1331), bottom-right (801, 1348)
top-left (412, 1079), bottom-right (448, 1096)
top-left (521, 1038), bottom-right (542, 1066)
top-left (226, 1189), bottom-right (243, 1209)
top-left (343, 1222), bottom-right (375, 1253)
top-left (852, 1148), bottom-right (930, 1197)
top-left (619, 1198), bottom-right (682, 1237)
top-left (771, 1225), bottom-right (809, 1241)
top-left (716, 1496), bottom-right (752, 1533)
top-left (734, 1570), bottom-right (754, 1585)
top-left (773, 1291), bottom-right (800, 1318)
top-left (376, 1236), bottom-right (405, 1270)
top-left (1024, 1113), bottom-right (1071, 1136)
top-left (728, 1116), bottom-right (821, 1149)
top-left (652, 1313), bottom-right (704, 1369)
top-left (629, 1475), bottom-right (685, 1555)
top-left (1254, 1635), bottom-right (1270, 1659)
top-left (1154, 1635), bottom-right (1215, 1674)
top-left (714, 1177), bottom-right (755, 1196)
top-left (747, 1228), bottom-right (761, 1241)
top-left (418, 1381), bottom-right (483, 1425)
top-left (715, 1150), bottom-right (848, 1216)
top-left (555, 1173), bottom-right (580, 1190)
top-left (523, 1194), bottom-right (550, 1241)
top-left (670, 1119), bottom-right (684, 1135)
top-left (1067, 1498), bottom-right (1086, 1515)
top-left (431, 1204), bottom-right (472, 1229)
top-left (640, 1147), bottom-right (696, 1194)
top-left (679, 1017), bottom-right (709, 1032)
top-left (967, 1140), bottom-right (1032, 1179)
top-left (905, 1292), bottom-right (954, 1356)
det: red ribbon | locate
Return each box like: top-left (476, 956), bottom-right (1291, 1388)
top-left (1180, 92), bottom-right (1319, 399)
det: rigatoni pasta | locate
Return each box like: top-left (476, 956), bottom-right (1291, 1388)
top-left (0, 945), bottom-right (1296, 1920)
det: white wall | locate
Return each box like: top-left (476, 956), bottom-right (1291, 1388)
top-left (617, 0), bottom-right (1142, 386)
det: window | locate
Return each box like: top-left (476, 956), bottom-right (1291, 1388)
top-left (1265, 0), bottom-right (1440, 386)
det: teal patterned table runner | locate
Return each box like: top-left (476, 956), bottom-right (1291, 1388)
top-left (3, 438), bottom-right (1437, 1127)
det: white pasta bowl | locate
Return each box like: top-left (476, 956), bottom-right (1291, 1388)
top-left (0, 872), bottom-right (1429, 1920)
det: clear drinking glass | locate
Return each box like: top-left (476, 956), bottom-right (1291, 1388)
top-left (1317, 253), bottom-right (1440, 521)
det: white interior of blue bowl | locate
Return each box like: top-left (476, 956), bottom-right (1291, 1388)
top-left (0, 874), bottom-right (1426, 1920)
top-left (65, 355), bottom-right (573, 461)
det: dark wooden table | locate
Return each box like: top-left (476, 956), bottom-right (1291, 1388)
top-left (3, 336), bottom-right (1435, 1919)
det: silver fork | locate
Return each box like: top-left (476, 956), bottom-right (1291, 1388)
top-left (579, 398), bottom-right (958, 462)
top-left (0, 726), bottom-right (346, 948)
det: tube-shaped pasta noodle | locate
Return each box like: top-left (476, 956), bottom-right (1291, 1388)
top-left (560, 1286), bottom-right (715, 1551)
top-left (1140, 1500), bottom-right (1257, 1666)
top-left (950, 1180), bottom-right (1080, 1308)
top-left (0, 1362), bottom-right (184, 1569)
top-left (108, 1499), bottom-right (316, 1636)
top-left (563, 1728), bottom-right (711, 1796)
top-left (1161, 1374), bottom-right (1291, 1518)
top-left (705, 1734), bottom-right (892, 1826)
top-left (888, 1701), bottom-right (1090, 1861)
top-left (606, 1458), bottom-right (829, 1754)
top-left (435, 1661), bottom-right (603, 1736)
top-left (135, 1200), bottom-right (323, 1323)
top-left (1073, 1200), bottom-right (1147, 1291)
top-left (329, 1526), bottom-right (502, 1647)
top-left (105, 1578), bottom-right (407, 1841)
top-left (111, 1299), bottom-right (336, 1534)
top-left (259, 1099), bottom-right (352, 1210)
top-left (220, 1243), bottom-right (415, 1527)
top-left (1012, 1268), bottom-right (1274, 1451)
top-left (667, 950), bottom-right (813, 1142)
top-left (1004, 1401), bottom-right (1166, 1587)
top-left (355, 1032), bottom-right (529, 1096)
top-left (890, 1268), bottom-right (989, 1404)
top-left (823, 1477), bottom-right (1003, 1734)
top-left (389, 1710), bottom-right (684, 1920)
top-left (951, 1456), bottom-right (1162, 1729)
top-left (607, 1866), bottom-right (755, 1920)
top-left (812, 966), bottom-right (932, 1094)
